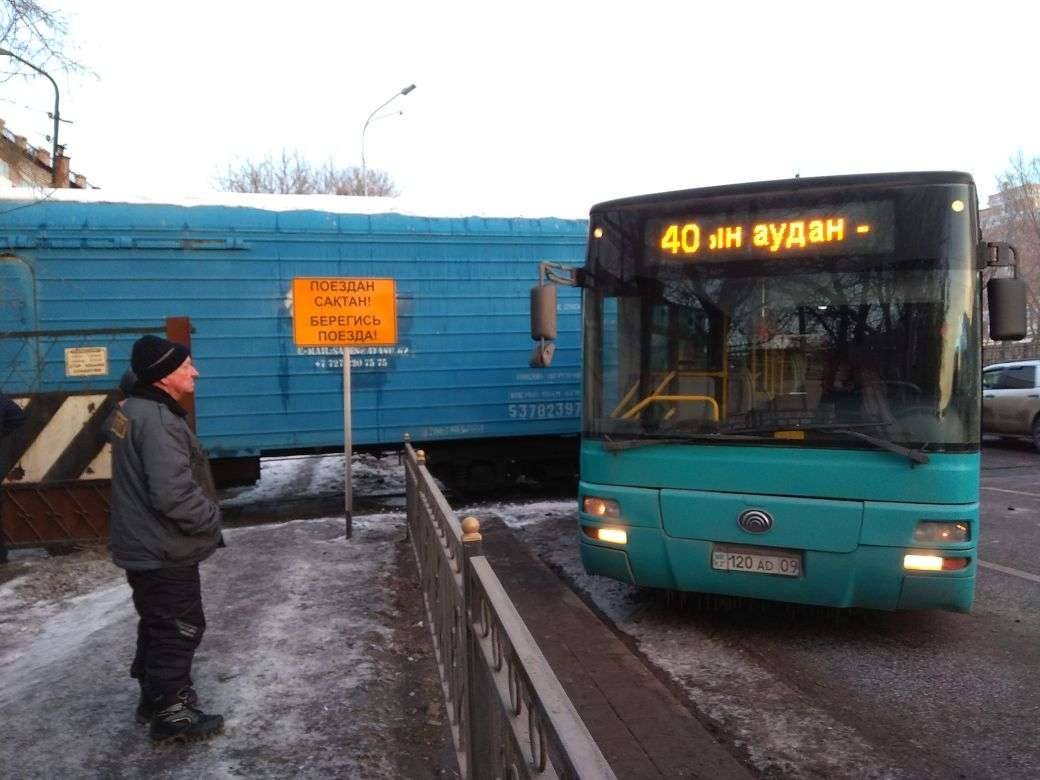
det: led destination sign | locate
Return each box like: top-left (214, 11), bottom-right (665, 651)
top-left (646, 200), bottom-right (894, 261)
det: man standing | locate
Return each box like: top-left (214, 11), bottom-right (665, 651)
top-left (108, 335), bottom-right (224, 743)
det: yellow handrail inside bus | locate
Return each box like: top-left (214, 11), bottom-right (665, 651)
top-left (611, 371), bottom-right (676, 418)
top-left (621, 395), bottom-right (720, 421)
top-left (610, 382), bottom-right (640, 419)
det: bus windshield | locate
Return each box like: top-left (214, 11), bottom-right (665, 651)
top-left (584, 182), bottom-right (981, 452)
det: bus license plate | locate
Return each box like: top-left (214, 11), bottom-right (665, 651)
top-left (711, 546), bottom-right (801, 577)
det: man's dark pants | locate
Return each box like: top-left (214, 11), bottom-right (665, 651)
top-left (126, 564), bottom-right (205, 704)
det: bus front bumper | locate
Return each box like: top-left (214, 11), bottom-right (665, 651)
top-left (579, 530), bottom-right (975, 613)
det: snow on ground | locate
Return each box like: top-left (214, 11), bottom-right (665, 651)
top-left (221, 453), bottom-right (406, 509)
top-left (483, 500), bottom-right (900, 780)
top-left (0, 454), bottom-right (452, 779)
top-left (2, 451), bottom-right (897, 778)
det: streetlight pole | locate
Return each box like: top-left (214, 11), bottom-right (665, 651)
top-left (0, 48), bottom-right (61, 166)
top-left (361, 83), bottom-right (415, 196)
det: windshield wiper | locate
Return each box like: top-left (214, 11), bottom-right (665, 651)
top-left (729, 422), bottom-right (887, 434)
top-left (601, 427), bottom-right (929, 465)
top-left (601, 432), bottom-right (764, 452)
top-left (827, 428), bottom-right (930, 465)
top-left (728, 424), bottom-right (929, 465)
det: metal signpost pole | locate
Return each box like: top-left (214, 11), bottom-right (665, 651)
top-left (343, 348), bottom-right (353, 539)
top-left (291, 277), bottom-right (396, 542)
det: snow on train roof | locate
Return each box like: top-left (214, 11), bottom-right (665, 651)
top-left (0, 186), bottom-right (588, 221)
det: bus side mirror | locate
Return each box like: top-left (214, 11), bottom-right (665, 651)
top-left (987, 277), bottom-right (1028, 341)
top-left (530, 340), bottom-right (555, 368)
top-left (530, 284), bottom-right (557, 367)
top-left (531, 284), bottom-right (557, 340)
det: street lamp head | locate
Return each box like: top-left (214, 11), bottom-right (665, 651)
top-left (362, 83), bottom-right (416, 197)
top-left (0, 48), bottom-right (61, 172)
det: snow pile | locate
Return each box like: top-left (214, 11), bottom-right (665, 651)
top-left (0, 187), bottom-right (588, 220)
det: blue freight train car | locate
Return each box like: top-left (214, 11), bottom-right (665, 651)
top-left (0, 190), bottom-right (585, 492)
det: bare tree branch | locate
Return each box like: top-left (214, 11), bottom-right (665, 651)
top-left (216, 150), bottom-right (398, 197)
top-left (0, 0), bottom-right (85, 75)
top-left (984, 152), bottom-right (1040, 362)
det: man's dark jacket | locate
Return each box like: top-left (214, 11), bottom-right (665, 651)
top-left (108, 386), bottom-right (222, 570)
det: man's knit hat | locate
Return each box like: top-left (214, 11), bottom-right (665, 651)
top-left (131, 335), bottom-right (189, 385)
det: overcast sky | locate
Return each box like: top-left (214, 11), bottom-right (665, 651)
top-left (1, 0), bottom-right (1036, 216)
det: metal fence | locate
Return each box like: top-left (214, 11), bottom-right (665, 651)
top-left (404, 439), bottom-right (615, 779)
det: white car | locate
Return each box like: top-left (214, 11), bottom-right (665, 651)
top-left (982, 359), bottom-right (1040, 450)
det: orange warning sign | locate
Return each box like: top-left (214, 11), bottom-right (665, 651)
top-left (292, 277), bottom-right (398, 347)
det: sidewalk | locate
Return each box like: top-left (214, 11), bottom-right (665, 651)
top-left (0, 513), bottom-right (457, 779)
top-left (2, 450), bottom-right (754, 779)
top-left (477, 517), bottom-right (753, 779)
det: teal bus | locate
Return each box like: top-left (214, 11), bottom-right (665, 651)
top-left (531, 172), bottom-right (1026, 612)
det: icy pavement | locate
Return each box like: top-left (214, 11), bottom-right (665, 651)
top-left (477, 500), bottom-right (902, 780)
top-left (1, 452), bottom-right (890, 778)
top-left (0, 454), bottom-right (455, 779)
top-left (221, 452), bottom-right (408, 509)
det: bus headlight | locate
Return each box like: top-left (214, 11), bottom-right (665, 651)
top-left (903, 554), bottom-right (970, 572)
top-left (595, 527), bottom-right (628, 545)
top-left (903, 554), bottom-right (943, 571)
top-left (582, 496), bottom-right (620, 519)
top-left (913, 521), bottom-right (970, 543)
top-left (581, 524), bottom-right (628, 545)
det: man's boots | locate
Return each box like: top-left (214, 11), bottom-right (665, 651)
top-left (135, 685), bottom-right (199, 725)
top-left (149, 700), bottom-right (224, 744)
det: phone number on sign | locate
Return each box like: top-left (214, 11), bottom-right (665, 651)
top-left (314, 358), bottom-right (390, 369)
top-left (508, 402), bottom-right (581, 419)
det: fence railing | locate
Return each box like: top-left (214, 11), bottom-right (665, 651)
top-left (404, 439), bottom-right (615, 779)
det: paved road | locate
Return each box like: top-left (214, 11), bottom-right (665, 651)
top-left (978, 438), bottom-right (1040, 579)
top-left (497, 442), bottom-right (1040, 779)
